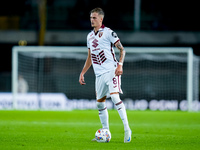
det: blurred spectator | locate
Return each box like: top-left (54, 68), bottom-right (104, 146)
top-left (18, 75), bottom-right (29, 93)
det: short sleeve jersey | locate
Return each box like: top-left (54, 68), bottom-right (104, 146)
top-left (87, 25), bottom-right (120, 76)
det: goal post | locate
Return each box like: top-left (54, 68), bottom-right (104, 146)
top-left (123, 47), bottom-right (197, 111)
top-left (12, 46), bottom-right (199, 111)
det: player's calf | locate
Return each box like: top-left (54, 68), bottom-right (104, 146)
top-left (96, 101), bottom-right (109, 130)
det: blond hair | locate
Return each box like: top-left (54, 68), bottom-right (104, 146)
top-left (90, 7), bottom-right (104, 18)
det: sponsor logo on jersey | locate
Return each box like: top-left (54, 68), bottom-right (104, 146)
top-left (92, 39), bottom-right (99, 48)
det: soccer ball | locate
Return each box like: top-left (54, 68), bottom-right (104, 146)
top-left (95, 128), bottom-right (111, 143)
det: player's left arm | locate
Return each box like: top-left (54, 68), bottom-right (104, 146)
top-left (114, 40), bottom-right (126, 76)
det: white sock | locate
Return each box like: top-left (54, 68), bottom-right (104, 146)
top-left (111, 94), bottom-right (130, 131)
top-left (96, 102), bottom-right (109, 130)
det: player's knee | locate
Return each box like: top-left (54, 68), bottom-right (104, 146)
top-left (110, 94), bottom-right (121, 104)
top-left (110, 94), bottom-right (125, 110)
top-left (96, 102), bottom-right (106, 109)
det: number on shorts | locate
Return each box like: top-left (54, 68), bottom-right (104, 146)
top-left (113, 77), bottom-right (117, 88)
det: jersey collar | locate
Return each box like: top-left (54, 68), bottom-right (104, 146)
top-left (93, 24), bottom-right (105, 35)
top-left (100, 24), bottom-right (105, 29)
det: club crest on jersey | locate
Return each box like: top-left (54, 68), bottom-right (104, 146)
top-left (99, 32), bottom-right (103, 38)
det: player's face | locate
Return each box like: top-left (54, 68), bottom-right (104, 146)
top-left (90, 12), bottom-right (103, 28)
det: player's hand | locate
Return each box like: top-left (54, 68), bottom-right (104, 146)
top-left (79, 73), bottom-right (86, 85)
top-left (115, 65), bottom-right (123, 76)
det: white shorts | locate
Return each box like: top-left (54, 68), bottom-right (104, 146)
top-left (95, 70), bottom-right (123, 100)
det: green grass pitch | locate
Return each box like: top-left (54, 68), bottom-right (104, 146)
top-left (0, 110), bottom-right (200, 150)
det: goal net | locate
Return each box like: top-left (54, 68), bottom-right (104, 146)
top-left (12, 46), bottom-right (199, 111)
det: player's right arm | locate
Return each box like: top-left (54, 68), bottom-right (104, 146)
top-left (79, 49), bottom-right (92, 85)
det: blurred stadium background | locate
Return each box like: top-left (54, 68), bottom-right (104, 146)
top-left (0, 0), bottom-right (200, 110)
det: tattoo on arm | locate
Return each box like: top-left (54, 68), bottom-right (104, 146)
top-left (115, 41), bottom-right (125, 63)
top-left (116, 42), bottom-right (123, 50)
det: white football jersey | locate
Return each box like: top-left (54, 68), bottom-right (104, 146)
top-left (87, 25), bottom-right (120, 76)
